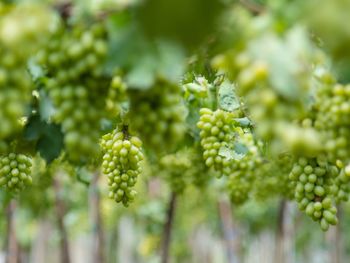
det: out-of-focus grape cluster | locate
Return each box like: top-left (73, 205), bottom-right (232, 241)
top-left (158, 147), bottom-right (213, 194)
top-left (0, 4), bottom-right (56, 152)
top-left (35, 22), bottom-right (108, 162)
top-left (128, 81), bottom-right (186, 154)
top-left (288, 156), bottom-right (341, 231)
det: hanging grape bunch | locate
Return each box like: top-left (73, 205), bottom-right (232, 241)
top-left (289, 156), bottom-right (339, 231)
top-left (0, 47), bottom-right (31, 149)
top-left (314, 82), bottom-right (350, 163)
top-left (197, 108), bottom-right (243, 176)
top-left (0, 153), bottom-right (33, 193)
top-left (101, 126), bottom-right (144, 206)
top-left (35, 22), bottom-right (108, 162)
top-left (226, 130), bottom-right (262, 204)
top-left (128, 81), bottom-right (186, 153)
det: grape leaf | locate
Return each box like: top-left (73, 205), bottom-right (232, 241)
top-left (218, 81), bottom-right (240, 112)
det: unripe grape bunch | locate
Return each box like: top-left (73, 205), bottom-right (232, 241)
top-left (0, 153), bottom-right (33, 193)
top-left (101, 127), bottom-right (144, 206)
top-left (197, 108), bottom-right (241, 176)
top-left (314, 83), bottom-right (350, 163)
top-left (128, 82), bottom-right (186, 153)
top-left (289, 156), bottom-right (339, 231)
top-left (227, 131), bottom-right (262, 205)
top-left (36, 23), bottom-right (108, 162)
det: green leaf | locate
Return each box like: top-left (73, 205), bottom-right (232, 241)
top-left (37, 124), bottom-right (63, 163)
top-left (218, 81), bottom-right (240, 111)
top-left (24, 114), bottom-right (63, 163)
top-left (247, 27), bottom-right (313, 100)
top-left (39, 90), bottom-right (55, 121)
top-left (125, 54), bottom-right (157, 89)
top-left (219, 145), bottom-right (245, 161)
top-left (157, 41), bottom-right (186, 82)
top-left (24, 115), bottom-right (44, 141)
top-left (235, 117), bottom-right (252, 127)
top-left (234, 142), bottom-right (249, 155)
top-left (27, 59), bottom-right (44, 81)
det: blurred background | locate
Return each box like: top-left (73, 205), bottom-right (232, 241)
top-left (1, 0), bottom-right (350, 263)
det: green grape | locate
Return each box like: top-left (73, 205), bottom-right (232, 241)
top-left (128, 81), bottom-right (186, 153)
top-left (0, 153), bottom-right (33, 193)
top-left (35, 22), bottom-right (108, 162)
top-left (197, 108), bottom-right (242, 176)
top-left (289, 156), bottom-right (339, 231)
top-left (100, 127), bottom-right (144, 206)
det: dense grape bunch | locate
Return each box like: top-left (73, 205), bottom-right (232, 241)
top-left (197, 108), bottom-right (241, 176)
top-left (0, 48), bottom-right (31, 151)
top-left (128, 82), bottom-right (186, 153)
top-left (226, 131), bottom-right (262, 204)
top-left (101, 128), bottom-right (144, 206)
top-left (0, 4), bottom-right (56, 153)
top-left (159, 151), bottom-right (192, 194)
top-left (289, 157), bottom-right (338, 231)
top-left (254, 154), bottom-right (294, 201)
top-left (314, 82), bottom-right (350, 163)
top-left (0, 153), bottom-right (32, 193)
top-left (35, 23), bottom-right (108, 161)
top-left (159, 148), bottom-right (213, 193)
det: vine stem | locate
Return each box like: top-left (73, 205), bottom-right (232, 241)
top-left (89, 171), bottom-right (105, 263)
top-left (274, 200), bottom-right (295, 263)
top-left (53, 174), bottom-right (71, 263)
top-left (5, 200), bottom-right (19, 263)
top-left (161, 192), bottom-right (177, 263)
top-left (218, 198), bottom-right (241, 263)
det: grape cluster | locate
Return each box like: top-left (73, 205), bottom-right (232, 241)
top-left (226, 131), bottom-right (262, 205)
top-left (159, 151), bottom-right (192, 194)
top-left (0, 49), bottom-right (31, 147)
top-left (101, 127), bottom-right (144, 206)
top-left (36, 23), bottom-right (108, 162)
top-left (289, 157), bottom-right (338, 231)
top-left (197, 108), bottom-right (242, 176)
top-left (159, 148), bottom-right (213, 194)
top-left (0, 4), bottom-right (56, 152)
top-left (254, 154), bottom-right (294, 201)
top-left (105, 75), bottom-right (127, 118)
top-left (128, 82), bottom-right (186, 153)
top-left (0, 153), bottom-right (32, 193)
top-left (314, 83), bottom-right (350, 163)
